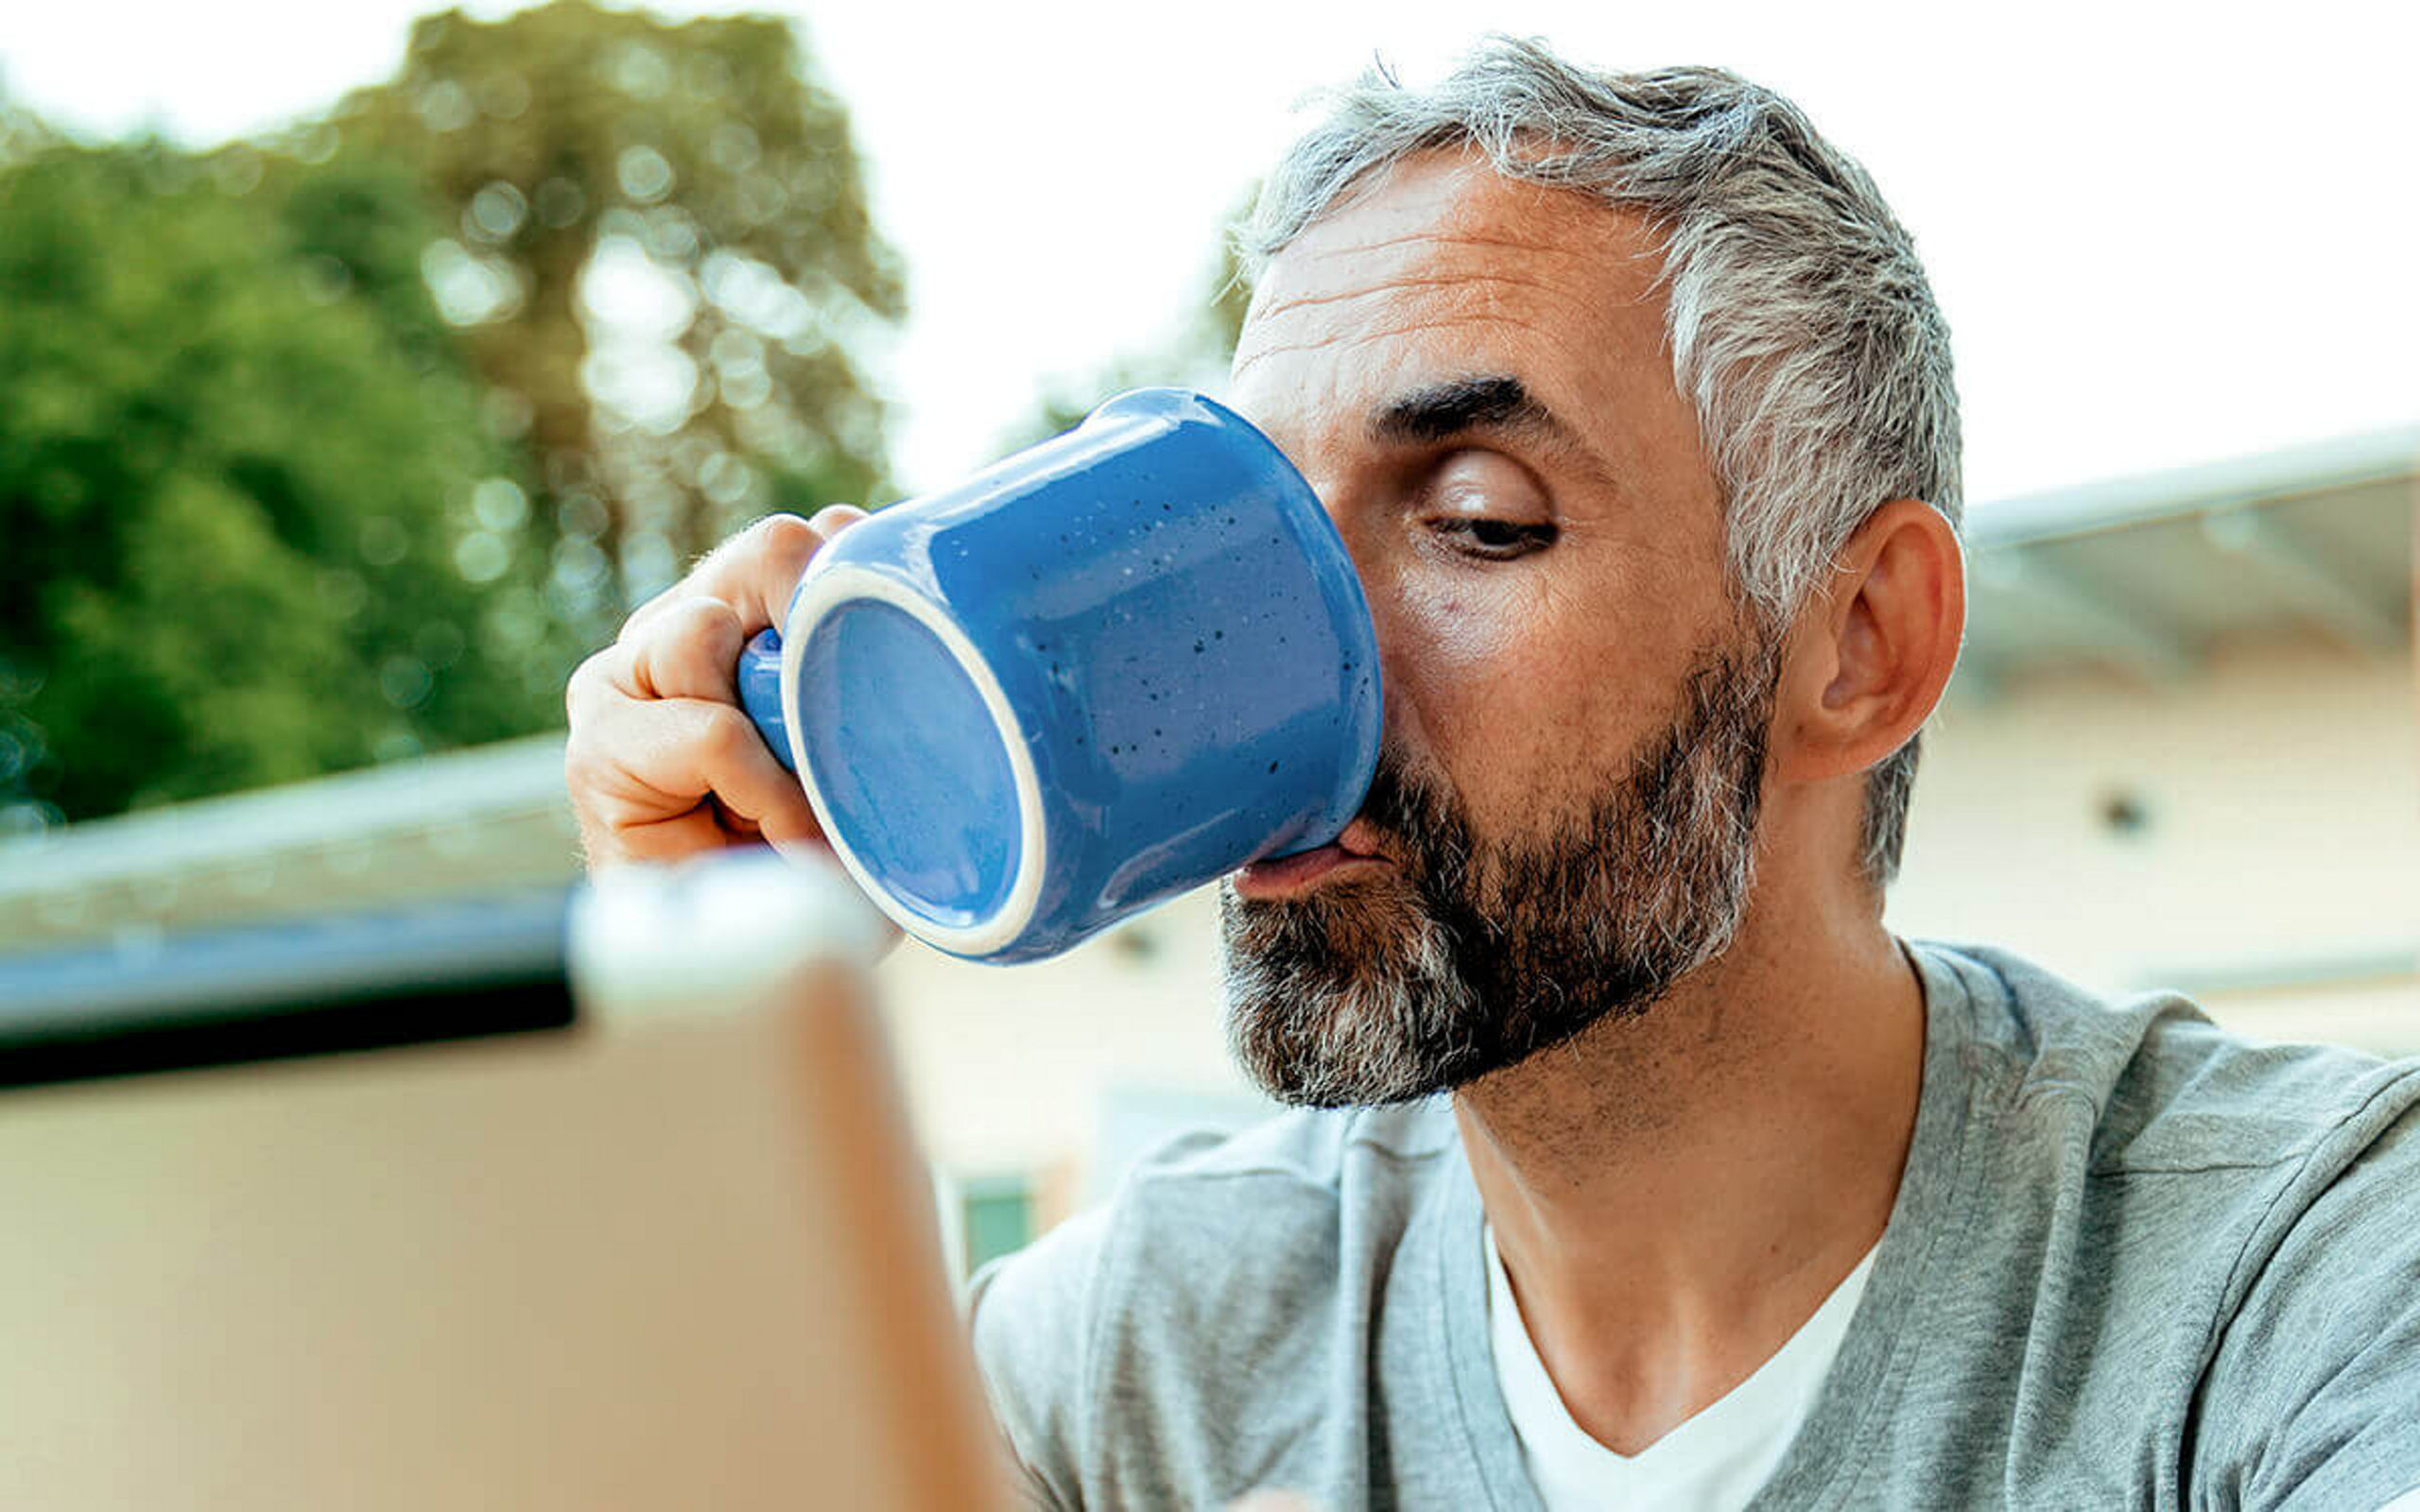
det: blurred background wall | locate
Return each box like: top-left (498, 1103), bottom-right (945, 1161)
top-left (0, 1), bottom-right (2413, 1278)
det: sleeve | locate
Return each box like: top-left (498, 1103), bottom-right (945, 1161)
top-left (964, 1205), bottom-right (1115, 1512)
top-left (2190, 1091), bottom-right (2420, 1511)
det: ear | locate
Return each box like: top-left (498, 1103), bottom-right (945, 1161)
top-left (1770, 499), bottom-right (1965, 787)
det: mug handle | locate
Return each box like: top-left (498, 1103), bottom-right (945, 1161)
top-left (736, 627), bottom-right (796, 773)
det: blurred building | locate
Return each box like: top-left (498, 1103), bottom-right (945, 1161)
top-left (1893, 426), bottom-right (2419, 1050)
top-left (2, 425), bottom-right (2413, 1271)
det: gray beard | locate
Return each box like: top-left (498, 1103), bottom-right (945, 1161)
top-left (1217, 632), bottom-right (1781, 1108)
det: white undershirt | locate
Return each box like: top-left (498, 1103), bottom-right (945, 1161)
top-left (1484, 1226), bottom-right (1877, 1512)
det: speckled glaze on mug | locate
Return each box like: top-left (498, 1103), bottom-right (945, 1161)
top-left (736, 387), bottom-right (1381, 964)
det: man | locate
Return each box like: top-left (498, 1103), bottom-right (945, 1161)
top-left (564, 39), bottom-right (2420, 1510)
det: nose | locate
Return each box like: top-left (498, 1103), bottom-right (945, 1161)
top-left (1283, 459), bottom-right (1421, 767)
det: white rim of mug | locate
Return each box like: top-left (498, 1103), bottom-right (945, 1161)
top-left (780, 563), bottom-right (1047, 956)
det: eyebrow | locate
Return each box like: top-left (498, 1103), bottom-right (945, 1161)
top-left (1369, 374), bottom-right (1595, 464)
top-left (1374, 374), bottom-right (1558, 439)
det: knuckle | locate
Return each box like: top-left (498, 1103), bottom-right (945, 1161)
top-left (750, 511), bottom-right (818, 557)
top-left (613, 603), bottom-right (659, 646)
top-left (561, 739), bottom-right (609, 802)
top-left (620, 599), bottom-right (730, 681)
top-left (623, 577), bottom-right (685, 626)
top-left (698, 701), bottom-right (757, 761)
top-left (670, 593), bottom-right (741, 637)
top-left (564, 650), bottom-right (612, 716)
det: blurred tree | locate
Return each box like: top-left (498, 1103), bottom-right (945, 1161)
top-left (0, 135), bottom-right (576, 828)
top-left (317, 0), bottom-right (905, 615)
top-left (0, 4), bottom-right (911, 828)
top-left (0, 85), bottom-right (57, 169)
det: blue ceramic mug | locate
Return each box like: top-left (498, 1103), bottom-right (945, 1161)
top-left (736, 388), bottom-right (1382, 965)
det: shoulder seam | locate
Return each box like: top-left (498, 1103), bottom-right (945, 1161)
top-left (2191, 1063), bottom-right (2420, 1400)
top-left (1920, 940), bottom-right (2028, 1078)
top-left (2091, 1153), bottom-right (2308, 1177)
top-left (2026, 1059), bottom-right (2386, 1179)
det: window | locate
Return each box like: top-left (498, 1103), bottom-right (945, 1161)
top-left (959, 1172), bottom-right (1035, 1278)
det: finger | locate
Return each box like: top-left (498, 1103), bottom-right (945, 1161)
top-left (565, 693), bottom-right (824, 866)
top-left (804, 502), bottom-right (873, 538)
top-left (625, 507), bottom-right (868, 644)
top-left (584, 799), bottom-right (736, 868)
top-left (625, 595), bottom-right (748, 705)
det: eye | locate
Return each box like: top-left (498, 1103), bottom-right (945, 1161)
top-left (1418, 449), bottom-right (1557, 561)
top-left (1429, 517), bottom-right (1558, 560)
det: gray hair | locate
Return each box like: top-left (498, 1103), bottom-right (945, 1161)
top-left (1237, 39), bottom-right (1962, 888)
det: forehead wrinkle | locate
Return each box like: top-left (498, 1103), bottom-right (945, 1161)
top-left (1247, 266), bottom-right (1590, 328)
top-left (1235, 311), bottom-right (1607, 387)
top-left (1286, 227), bottom-right (1616, 269)
top-left (1273, 220), bottom-right (1653, 298)
top-left (1245, 232), bottom-right (1661, 383)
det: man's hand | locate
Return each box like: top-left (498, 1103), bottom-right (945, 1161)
top-left (564, 505), bottom-right (871, 872)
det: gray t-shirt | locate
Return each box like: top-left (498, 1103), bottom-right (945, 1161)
top-left (967, 940), bottom-right (2420, 1508)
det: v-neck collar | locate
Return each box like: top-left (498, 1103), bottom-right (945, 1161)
top-left (1483, 1216), bottom-right (1878, 1503)
top-left (1430, 941), bottom-right (2000, 1510)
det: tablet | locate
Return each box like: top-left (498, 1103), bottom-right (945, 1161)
top-left (0, 849), bottom-right (1008, 1510)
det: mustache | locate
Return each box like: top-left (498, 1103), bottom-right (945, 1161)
top-left (1349, 744), bottom-right (1468, 881)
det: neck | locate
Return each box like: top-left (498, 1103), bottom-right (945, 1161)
top-left (1452, 884), bottom-right (1924, 1455)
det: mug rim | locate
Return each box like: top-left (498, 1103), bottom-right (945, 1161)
top-left (780, 563), bottom-right (1049, 955)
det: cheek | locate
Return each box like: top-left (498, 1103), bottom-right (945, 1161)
top-left (1394, 576), bottom-right (1524, 668)
top-left (1378, 565), bottom-right (1718, 830)
top-left (1382, 574), bottom-right (1588, 811)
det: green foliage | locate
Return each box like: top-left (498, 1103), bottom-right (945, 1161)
top-left (320, 0), bottom-right (906, 595)
top-left (0, 138), bottom-right (574, 826)
top-left (0, 89), bottom-right (56, 169)
top-left (0, 4), bottom-right (908, 828)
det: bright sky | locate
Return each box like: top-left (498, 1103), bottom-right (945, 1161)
top-left (4, 0), bottom-right (2413, 506)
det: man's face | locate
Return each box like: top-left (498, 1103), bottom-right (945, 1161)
top-left (1219, 150), bottom-right (1782, 1108)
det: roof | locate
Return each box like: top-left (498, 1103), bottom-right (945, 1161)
top-left (1959, 424), bottom-right (2417, 692)
top-left (0, 733), bottom-right (580, 953)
